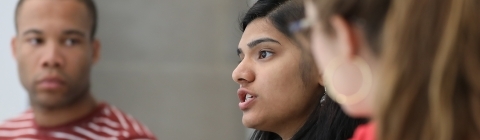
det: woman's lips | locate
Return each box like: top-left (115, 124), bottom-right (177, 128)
top-left (237, 88), bottom-right (257, 110)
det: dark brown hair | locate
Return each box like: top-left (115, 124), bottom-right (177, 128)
top-left (15, 0), bottom-right (98, 39)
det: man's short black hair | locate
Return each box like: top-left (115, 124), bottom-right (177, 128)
top-left (15, 0), bottom-right (98, 39)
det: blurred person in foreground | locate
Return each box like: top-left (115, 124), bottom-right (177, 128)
top-left (232, 0), bottom-right (366, 139)
top-left (288, 0), bottom-right (480, 139)
top-left (286, 0), bottom-right (388, 138)
top-left (0, 0), bottom-right (156, 139)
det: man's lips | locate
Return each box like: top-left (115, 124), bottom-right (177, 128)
top-left (36, 76), bottom-right (66, 90)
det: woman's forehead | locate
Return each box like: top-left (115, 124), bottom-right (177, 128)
top-left (239, 18), bottom-right (290, 48)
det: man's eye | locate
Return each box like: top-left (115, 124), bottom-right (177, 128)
top-left (28, 38), bottom-right (43, 46)
top-left (259, 50), bottom-right (273, 59)
top-left (64, 38), bottom-right (80, 46)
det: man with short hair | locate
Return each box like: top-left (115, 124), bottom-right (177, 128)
top-left (0, 0), bottom-right (156, 139)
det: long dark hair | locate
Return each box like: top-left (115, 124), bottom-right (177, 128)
top-left (240, 0), bottom-right (367, 139)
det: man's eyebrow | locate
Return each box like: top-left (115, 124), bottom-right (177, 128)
top-left (22, 29), bottom-right (43, 36)
top-left (63, 29), bottom-right (86, 37)
top-left (247, 38), bottom-right (281, 48)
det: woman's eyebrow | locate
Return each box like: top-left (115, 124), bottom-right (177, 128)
top-left (247, 37), bottom-right (281, 48)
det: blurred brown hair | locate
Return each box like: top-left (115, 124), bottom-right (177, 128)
top-left (311, 0), bottom-right (480, 139)
top-left (377, 0), bottom-right (480, 139)
top-left (312, 0), bottom-right (390, 55)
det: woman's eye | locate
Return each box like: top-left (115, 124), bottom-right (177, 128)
top-left (259, 50), bottom-right (273, 59)
top-left (237, 55), bottom-right (245, 64)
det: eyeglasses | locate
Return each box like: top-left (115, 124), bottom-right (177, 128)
top-left (289, 18), bottom-right (313, 34)
top-left (288, 18), bottom-right (314, 50)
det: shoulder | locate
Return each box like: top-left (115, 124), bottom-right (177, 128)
top-left (0, 110), bottom-right (36, 138)
top-left (101, 103), bottom-right (156, 139)
top-left (350, 122), bottom-right (376, 140)
top-left (0, 110), bottom-right (34, 129)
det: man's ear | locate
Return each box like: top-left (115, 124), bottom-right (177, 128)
top-left (91, 39), bottom-right (101, 64)
top-left (11, 37), bottom-right (19, 61)
top-left (329, 15), bottom-right (361, 60)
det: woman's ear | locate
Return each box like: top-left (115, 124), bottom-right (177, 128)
top-left (329, 15), bottom-right (361, 60)
top-left (317, 73), bottom-right (324, 86)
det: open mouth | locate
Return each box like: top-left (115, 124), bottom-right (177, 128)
top-left (245, 94), bottom-right (255, 102)
top-left (238, 88), bottom-right (257, 110)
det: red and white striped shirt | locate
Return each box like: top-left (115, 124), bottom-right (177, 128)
top-left (0, 103), bottom-right (157, 140)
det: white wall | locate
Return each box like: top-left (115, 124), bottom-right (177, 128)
top-left (0, 0), bottom-right (28, 121)
top-left (249, 0), bottom-right (257, 6)
top-left (0, 1), bottom-right (251, 139)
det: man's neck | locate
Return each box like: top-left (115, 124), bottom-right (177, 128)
top-left (33, 94), bottom-right (97, 127)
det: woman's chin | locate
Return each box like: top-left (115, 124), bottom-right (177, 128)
top-left (342, 104), bottom-right (372, 118)
top-left (242, 113), bottom-right (260, 128)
